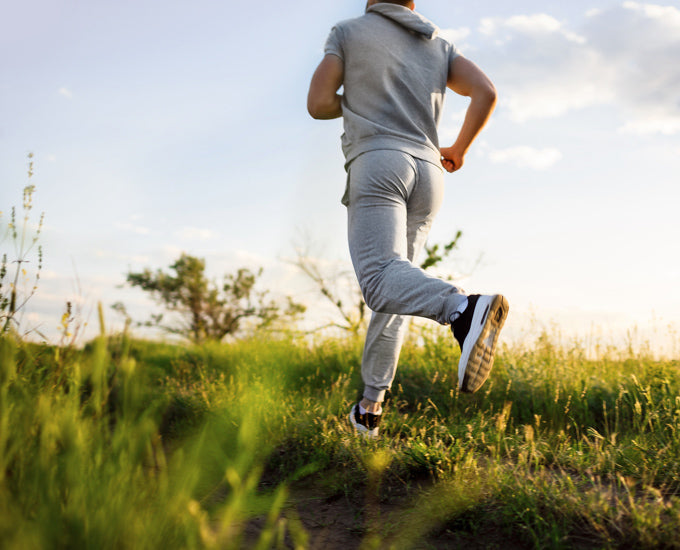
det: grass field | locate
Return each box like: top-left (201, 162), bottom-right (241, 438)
top-left (1, 323), bottom-right (679, 549)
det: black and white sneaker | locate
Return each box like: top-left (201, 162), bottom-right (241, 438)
top-left (349, 403), bottom-right (381, 439)
top-left (451, 294), bottom-right (509, 393)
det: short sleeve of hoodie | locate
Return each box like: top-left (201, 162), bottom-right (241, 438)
top-left (324, 25), bottom-right (344, 60)
top-left (447, 39), bottom-right (462, 63)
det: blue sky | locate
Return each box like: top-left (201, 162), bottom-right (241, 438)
top-left (2, 0), bottom-right (679, 354)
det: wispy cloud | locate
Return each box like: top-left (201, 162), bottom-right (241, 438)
top-left (58, 87), bottom-right (73, 99)
top-left (488, 146), bottom-right (563, 170)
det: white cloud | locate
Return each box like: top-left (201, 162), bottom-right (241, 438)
top-left (473, 3), bottom-right (680, 134)
top-left (619, 116), bottom-right (680, 136)
top-left (161, 244), bottom-right (183, 260)
top-left (502, 77), bottom-right (612, 122)
top-left (230, 248), bottom-right (276, 269)
top-left (114, 221), bottom-right (150, 235)
top-left (500, 14), bottom-right (561, 34)
top-left (479, 14), bottom-right (585, 44)
top-left (175, 226), bottom-right (216, 242)
top-left (448, 107), bottom-right (467, 124)
top-left (39, 269), bottom-right (62, 281)
top-left (623, 1), bottom-right (680, 25)
top-left (586, 3), bottom-right (680, 134)
top-left (58, 87), bottom-right (73, 99)
top-left (488, 146), bottom-right (563, 170)
top-left (440, 27), bottom-right (471, 45)
top-left (94, 249), bottom-right (150, 264)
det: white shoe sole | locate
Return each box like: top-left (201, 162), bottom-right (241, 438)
top-left (458, 294), bottom-right (509, 393)
top-left (349, 406), bottom-right (379, 439)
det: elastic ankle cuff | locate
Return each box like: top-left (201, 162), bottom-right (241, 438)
top-left (363, 386), bottom-right (386, 404)
top-left (443, 292), bottom-right (468, 325)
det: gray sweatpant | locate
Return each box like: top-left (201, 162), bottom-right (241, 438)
top-left (345, 150), bottom-right (467, 403)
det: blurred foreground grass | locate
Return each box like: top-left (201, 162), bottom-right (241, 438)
top-left (1, 325), bottom-right (679, 549)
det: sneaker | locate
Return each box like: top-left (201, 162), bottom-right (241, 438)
top-left (452, 294), bottom-right (509, 393)
top-left (349, 403), bottom-right (381, 439)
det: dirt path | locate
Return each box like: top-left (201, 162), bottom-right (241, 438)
top-left (245, 479), bottom-right (531, 550)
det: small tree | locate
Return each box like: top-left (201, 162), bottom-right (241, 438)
top-left (119, 253), bottom-right (305, 343)
top-left (420, 230), bottom-right (462, 273)
top-left (292, 249), bottom-right (366, 335)
top-left (292, 231), bottom-right (466, 334)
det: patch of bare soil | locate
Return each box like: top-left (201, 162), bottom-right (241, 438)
top-left (244, 478), bottom-right (532, 550)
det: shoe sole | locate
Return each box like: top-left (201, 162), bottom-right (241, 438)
top-left (458, 294), bottom-right (509, 393)
top-left (349, 406), bottom-right (379, 439)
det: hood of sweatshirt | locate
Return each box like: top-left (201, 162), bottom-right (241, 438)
top-left (367, 3), bottom-right (439, 40)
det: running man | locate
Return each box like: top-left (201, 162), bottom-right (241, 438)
top-left (307, 0), bottom-right (509, 438)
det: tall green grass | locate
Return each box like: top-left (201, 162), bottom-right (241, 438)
top-left (0, 332), bottom-right (321, 549)
top-left (0, 324), bottom-right (679, 548)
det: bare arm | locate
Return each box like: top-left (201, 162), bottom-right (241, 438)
top-left (440, 56), bottom-right (497, 173)
top-left (307, 54), bottom-right (344, 120)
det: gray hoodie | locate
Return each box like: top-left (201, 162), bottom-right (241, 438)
top-left (324, 3), bottom-right (460, 170)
